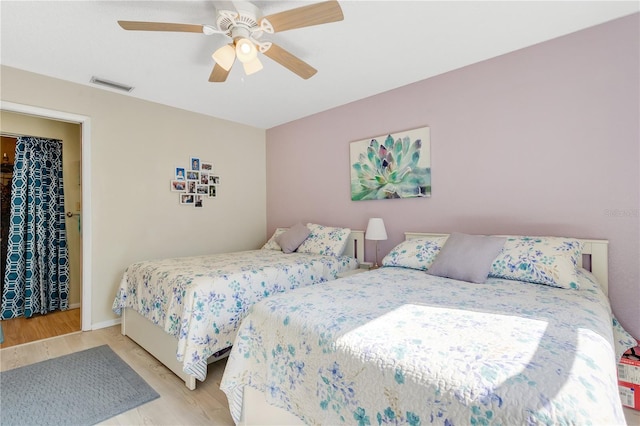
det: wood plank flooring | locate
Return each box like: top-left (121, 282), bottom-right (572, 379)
top-left (1, 322), bottom-right (637, 426)
top-left (0, 308), bottom-right (81, 348)
top-left (0, 325), bottom-right (234, 425)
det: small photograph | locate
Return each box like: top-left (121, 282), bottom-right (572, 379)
top-left (200, 173), bottom-right (209, 185)
top-left (196, 184), bottom-right (209, 195)
top-left (190, 157), bottom-right (200, 171)
top-left (209, 185), bottom-right (217, 198)
top-left (201, 162), bottom-right (213, 172)
top-left (170, 180), bottom-right (186, 192)
top-left (210, 175), bottom-right (220, 185)
top-left (186, 170), bottom-right (199, 181)
top-left (180, 194), bottom-right (195, 205)
top-left (175, 167), bottom-right (186, 180)
top-left (186, 180), bottom-right (197, 194)
top-left (195, 195), bottom-right (203, 208)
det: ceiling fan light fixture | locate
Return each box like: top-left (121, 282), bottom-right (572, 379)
top-left (212, 44), bottom-right (235, 71)
top-left (235, 37), bottom-right (257, 63)
top-left (243, 57), bottom-right (263, 75)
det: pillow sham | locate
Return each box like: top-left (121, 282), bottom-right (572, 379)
top-left (296, 223), bottom-right (351, 257)
top-left (261, 228), bottom-right (287, 251)
top-left (275, 223), bottom-right (311, 254)
top-left (427, 233), bottom-right (506, 283)
top-left (489, 236), bottom-right (583, 289)
top-left (381, 236), bottom-right (448, 271)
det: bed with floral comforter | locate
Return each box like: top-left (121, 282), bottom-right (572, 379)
top-left (112, 249), bottom-right (357, 381)
top-left (221, 266), bottom-right (635, 425)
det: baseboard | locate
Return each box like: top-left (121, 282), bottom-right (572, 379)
top-left (68, 303), bottom-right (81, 310)
top-left (91, 317), bottom-right (121, 331)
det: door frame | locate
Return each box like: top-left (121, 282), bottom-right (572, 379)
top-left (1, 101), bottom-right (92, 331)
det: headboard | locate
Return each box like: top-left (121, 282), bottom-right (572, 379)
top-left (404, 232), bottom-right (609, 295)
top-left (345, 230), bottom-right (365, 264)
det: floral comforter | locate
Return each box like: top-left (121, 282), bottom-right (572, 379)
top-left (221, 267), bottom-right (635, 425)
top-left (112, 249), bottom-right (357, 381)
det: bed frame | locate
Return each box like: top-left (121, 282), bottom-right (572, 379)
top-left (239, 232), bottom-right (610, 425)
top-left (121, 230), bottom-right (365, 390)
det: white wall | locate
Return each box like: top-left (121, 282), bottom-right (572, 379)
top-left (0, 65), bottom-right (267, 327)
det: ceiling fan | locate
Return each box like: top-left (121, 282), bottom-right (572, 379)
top-left (118, 0), bottom-right (344, 82)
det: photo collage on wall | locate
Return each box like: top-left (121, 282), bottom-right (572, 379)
top-left (170, 156), bottom-right (220, 208)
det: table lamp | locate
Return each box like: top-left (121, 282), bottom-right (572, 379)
top-left (365, 218), bottom-right (387, 269)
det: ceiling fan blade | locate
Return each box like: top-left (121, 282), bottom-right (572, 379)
top-left (209, 63), bottom-right (231, 82)
top-left (118, 21), bottom-right (205, 33)
top-left (259, 0), bottom-right (343, 33)
top-left (262, 43), bottom-right (317, 80)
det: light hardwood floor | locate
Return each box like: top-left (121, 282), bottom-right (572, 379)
top-left (0, 308), bottom-right (81, 348)
top-left (0, 325), bottom-right (234, 425)
top-left (2, 323), bottom-right (637, 426)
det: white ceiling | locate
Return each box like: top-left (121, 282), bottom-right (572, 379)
top-left (1, 1), bottom-right (638, 129)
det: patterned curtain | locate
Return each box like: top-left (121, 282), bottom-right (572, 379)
top-left (1, 137), bottom-right (70, 319)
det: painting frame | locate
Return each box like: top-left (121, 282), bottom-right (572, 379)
top-left (170, 179), bottom-right (186, 192)
top-left (186, 170), bottom-right (199, 181)
top-left (175, 167), bottom-right (186, 180)
top-left (350, 126), bottom-right (431, 201)
top-left (180, 193), bottom-right (195, 205)
top-left (190, 157), bottom-right (200, 171)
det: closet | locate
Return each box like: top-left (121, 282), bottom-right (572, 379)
top-left (0, 112), bottom-right (82, 346)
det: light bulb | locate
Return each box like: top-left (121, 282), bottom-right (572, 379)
top-left (235, 38), bottom-right (257, 63)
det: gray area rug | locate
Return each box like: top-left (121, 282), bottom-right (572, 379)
top-left (0, 344), bottom-right (159, 425)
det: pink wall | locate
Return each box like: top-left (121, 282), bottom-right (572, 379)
top-left (266, 14), bottom-right (640, 338)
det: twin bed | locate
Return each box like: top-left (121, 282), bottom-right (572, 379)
top-left (219, 233), bottom-right (636, 425)
top-left (113, 225), bottom-right (364, 389)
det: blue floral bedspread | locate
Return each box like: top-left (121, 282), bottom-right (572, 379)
top-left (221, 267), bottom-right (634, 425)
top-left (112, 249), bottom-right (357, 381)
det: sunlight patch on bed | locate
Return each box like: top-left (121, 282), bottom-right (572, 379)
top-left (336, 304), bottom-right (551, 389)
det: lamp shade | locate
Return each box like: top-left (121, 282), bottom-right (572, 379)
top-left (365, 218), bottom-right (387, 241)
top-left (212, 44), bottom-right (235, 71)
top-left (242, 56), bottom-right (263, 75)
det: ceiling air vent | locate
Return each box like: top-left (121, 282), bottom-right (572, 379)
top-left (89, 76), bottom-right (134, 92)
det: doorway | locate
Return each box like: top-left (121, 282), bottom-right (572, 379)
top-left (0, 103), bottom-right (91, 345)
top-left (1, 118), bottom-right (82, 346)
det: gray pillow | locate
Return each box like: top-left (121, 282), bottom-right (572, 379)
top-left (427, 232), bottom-right (506, 283)
top-left (275, 223), bottom-right (311, 254)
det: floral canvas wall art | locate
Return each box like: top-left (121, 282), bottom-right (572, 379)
top-left (350, 127), bottom-right (431, 201)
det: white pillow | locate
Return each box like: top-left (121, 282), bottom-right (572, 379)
top-left (261, 228), bottom-right (287, 251)
top-left (382, 236), bottom-right (448, 270)
top-left (296, 223), bottom-right (351, 257)
top-left (489, 236), bottom-right (583, 289)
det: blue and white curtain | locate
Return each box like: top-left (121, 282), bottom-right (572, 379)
top-left (2, 137), bottom-right (70, 319)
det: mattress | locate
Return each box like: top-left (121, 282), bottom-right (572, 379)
top-left (221, 266), bottom-right (633, 425)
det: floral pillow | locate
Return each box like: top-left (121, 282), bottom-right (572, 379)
top-left (381, 236), bottom-right (448, 271)
top-left (261, 228), bottom-right (287, 251)
top-left (296, 223), bottom-right (351, 257)
top-left (489, 236), bottom-right (583, 289)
